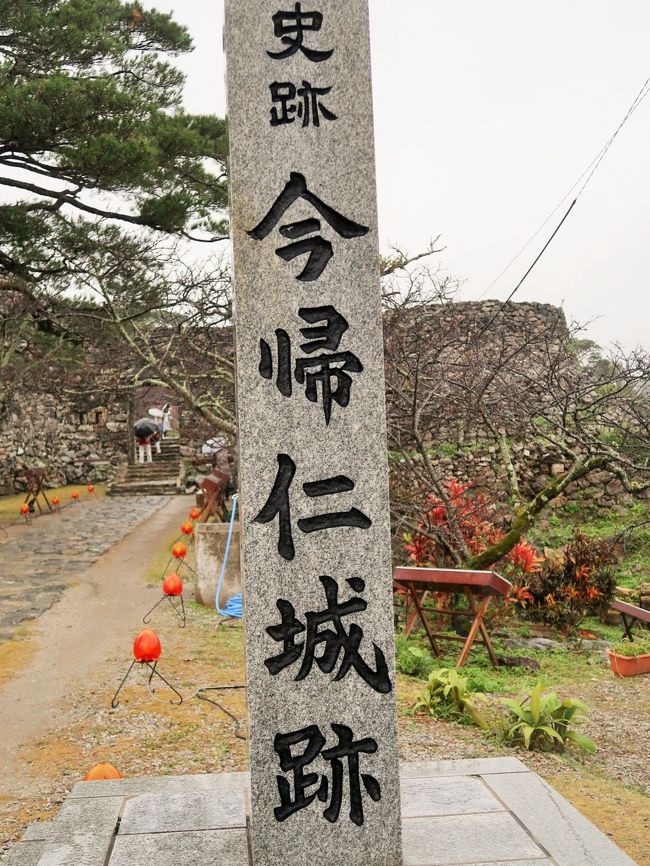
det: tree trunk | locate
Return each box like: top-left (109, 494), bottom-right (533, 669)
top-left (464, 456), bottom-right (606, 570)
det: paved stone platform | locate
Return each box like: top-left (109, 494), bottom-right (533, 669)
top-left (0, 496), bottom-right (166, 642)
top-left (3, 759), bottom-right (638, 865)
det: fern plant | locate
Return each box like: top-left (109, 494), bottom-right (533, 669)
top-left (500, 682), bottom-right (595, 754)
top-left (414, 668), bottom-right (487, 729)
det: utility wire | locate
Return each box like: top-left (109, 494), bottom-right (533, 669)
top-left (476, 199), bottom-right (576, 338)
top-left (477, 73), bottom-right (650, 312)
top-left (479, 71), bottom-right (650, 315)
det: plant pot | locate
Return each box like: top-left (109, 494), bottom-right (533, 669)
top-left (608, 650), bottom-right (650, 677)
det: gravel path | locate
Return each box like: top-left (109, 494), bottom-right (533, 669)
top-left (0, 496), bottom-right (166, 642)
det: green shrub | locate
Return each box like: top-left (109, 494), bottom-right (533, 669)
top-left (414, 668), bottom-right (487, 728)
top-left (499, 682), bottom-right (595, 754)
top-left (464, 668), bottom-right (501, 694)
top-left (524, 531), bottom-right (620, 629)
top-left (610, 636), bottom-right (650, 657)
top-left (395, 634), bottom-right (435, 679)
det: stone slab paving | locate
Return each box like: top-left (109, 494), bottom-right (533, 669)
top-left (3, 758), bottom-right (639, 866)
top-left (0, 497), bottom-right (166, 642)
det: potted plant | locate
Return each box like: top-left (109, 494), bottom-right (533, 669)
top-left (608, 636), bottom-right (650, 677)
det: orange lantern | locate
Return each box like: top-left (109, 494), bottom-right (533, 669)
top-left (171, 541), bottom-right (187, 559)
top-left (52, 496), bottom-right (60, 507)
top-left (112, 628), bottom-right (181, 708)
top-left (189, 508), bottom-right (201, 520)
top-left (20, 504), bottom-right (29, 515)
top-left (87, 484), bottom-right (95, 493)
top-left (163, 573), bottom-right (183, 597)
top-left (181, 521), bottom-right (194, 536)
top-left (133, 629), bottom-right (161, 663)
top-left (71, 490), bottom-right (79, 500)
top-left (83, 763), bottom-right (122, 781)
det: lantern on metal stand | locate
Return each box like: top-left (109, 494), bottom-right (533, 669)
top-left (20, 503), bottom-right (31, 525)
top-left (143, 573), bottom-right (186, 628)
top-left (161, 540), bottom-right (195, 579)
top-left (111, 630), bottom-right (182, 708)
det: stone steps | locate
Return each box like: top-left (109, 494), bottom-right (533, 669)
top-left (109, 440), bottom-right (183, 496)
top-left (126, 466), bottom-right (179, 477)
top-left (109, 479), bottom-right (179, 496)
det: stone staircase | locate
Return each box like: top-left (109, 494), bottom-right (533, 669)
top-left (108, 439), bottom-right (182, 496)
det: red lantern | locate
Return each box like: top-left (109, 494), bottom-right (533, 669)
top-left (87, 484), bottom-right (95, 493)
top-left (71, 490), bottom-right (79, 500)
top-left (20, 504), bottom-right (29, 515)
top-left (189, 508), bottom-right (201, 520)
top-left (84, 763), bottom-right (122, 781)
top-left (112, 629), bottom-right (181, 707)
top-left (52, 496), bottom-right (60, 506)
top-left (171, 541), bottom-right (187, 559)
top-left (181, 521), bottom-right (194, 536)
top-left (163, 573), bottom-right (183, 597)
top-left (133, 629), bottom-right (161, 663)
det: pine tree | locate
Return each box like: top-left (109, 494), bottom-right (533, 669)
top-left (0, 0), bottom-right (228, 289)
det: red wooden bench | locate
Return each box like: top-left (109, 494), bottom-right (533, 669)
top-left (611, 599), bottom-right (650, 640)
top-left (393, 567), bottom-right (512, 668)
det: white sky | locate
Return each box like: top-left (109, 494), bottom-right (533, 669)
top-left (152, 3), bottom-right (650, 347)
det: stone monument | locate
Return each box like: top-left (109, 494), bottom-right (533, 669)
top-left (224, 2), bottom-right (402, 863)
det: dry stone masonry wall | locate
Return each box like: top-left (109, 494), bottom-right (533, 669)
top-left (0, 393), bottom-right (128, 494)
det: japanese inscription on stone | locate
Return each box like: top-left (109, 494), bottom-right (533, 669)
top-left (224, 2), bottom-right (402, 864)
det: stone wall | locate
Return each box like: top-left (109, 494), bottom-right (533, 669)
top-left (414, 439), bottom-right (641, 514)
top-left (1, 300), bottom-right (635, 502)
top-left (0, 393), bottom-right (129, 494)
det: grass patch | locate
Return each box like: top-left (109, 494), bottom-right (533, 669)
top-left (395, 629), bottom-right (607, 699)
top-left (530, 501), bottom-right (650, 590)
top-left (0, 485), bottom-right (106, 524)
top-left (0, 630), bottom-right (38, 687)
top-left (142, 526), bottom-right (188, 584)
top-left (579, 616), bottom-right (624, 642)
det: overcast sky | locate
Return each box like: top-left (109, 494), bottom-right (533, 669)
top-left (150, 0), bottom-right (650, 348)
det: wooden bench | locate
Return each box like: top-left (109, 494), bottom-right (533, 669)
top-left (393, 567), bottom-right (512, 668)
top-left (611, 599), bottom-right (650, 640)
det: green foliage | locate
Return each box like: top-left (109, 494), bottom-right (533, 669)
top-left (530, 503), bottom-right (650, 591)
top-left (464, 668), bottom-right (501, 694)
top-left (499, 682), bottom-right (595, 754)
top-left (523, 531), bottom-right (620, 629)
top-left (414, 668), bottom-right (488, 728)
top-left (395, 634), bottom-right (435, 679)
top-left (610, 636), bottom-right (650, 657)
top-left (0, 0), bottom-right (229, 289)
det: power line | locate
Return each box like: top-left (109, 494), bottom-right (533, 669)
top-left (477, 73), bottom-right (650, 303)
top-left (475, 198), bottom-right (576, 339)
top-left (574, 76), bottom-right (650, 200)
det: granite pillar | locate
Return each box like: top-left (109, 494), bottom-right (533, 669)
top-left (224, 2), bottom-right (402, 863)
top-left (194, 522), bottom-right (241, 609)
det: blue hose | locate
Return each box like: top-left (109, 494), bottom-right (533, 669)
top-left (216, 494), bottom-right (243, 618)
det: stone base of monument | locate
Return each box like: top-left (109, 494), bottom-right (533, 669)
top-left (6, 758), bottom-right (638, 866)
top-left (193, 522), bottom-right (240, 609)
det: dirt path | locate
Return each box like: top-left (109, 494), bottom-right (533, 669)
top-left (0, 495), bottom-right (190, 798)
